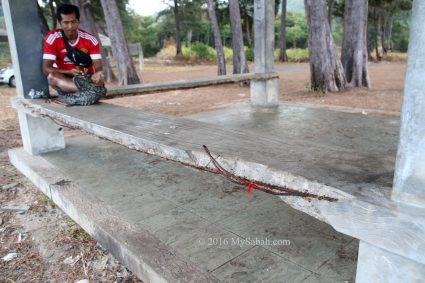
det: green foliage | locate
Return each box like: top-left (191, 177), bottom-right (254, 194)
top-left (38, 193), bottom-right (56, 208)
top-left (392, 12), bottom-right (410, 52)
top-left (284, 12), bottom-right (308, 49)
top-left (305, 82), bottom-right (326, 97)
top-left (156, 0), bottom-right (212, 51)
top-left (332, 31), bottom-right (342, 47)
top-left (367, 0), bottom-right (412, 53)
top-left (159, 42), bottom-right (234, 62)
top-left (331, 17), bottom-right (344, 47)
top-left (275, 48), bottom-right (309, 62)
top-left (68, 222), bottom-right (92, 242)
top-left (190, 42), bottom-right (216, 60)
top-left (286, 48), bottom-right (309, 62)
top-left (181, 42), bottom-right (215, 61)
top-left (64, 215), bottom-right (92, 243)
top-left (244, 47), bottom-right (254, 61)
top-left (223, 46), bottom-right (233, 61)
top-left (220, 24), bottom-right (232, 47)
top-left (125, 15), bottom-right (161, 57)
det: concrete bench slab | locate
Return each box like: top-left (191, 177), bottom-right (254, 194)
top-left (9, 135), bottom-right (357, 282)
top-left (11, 98), bottom-right (425, 265)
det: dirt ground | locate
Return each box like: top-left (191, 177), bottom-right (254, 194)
top-left (0, 61), bottom-right (405, 282)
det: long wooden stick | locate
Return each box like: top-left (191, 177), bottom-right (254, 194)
top-left (203, 145), bottom-right (338, 201)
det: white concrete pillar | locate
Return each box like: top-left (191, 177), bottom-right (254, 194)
top-left (3, 0), bottom-right (64, 155)
top-left (392, 0), bottom-right (425, 207)
top-left (251, 0), bottom-right (279, 108)
top-left (356, 1), bottom-right (425, 282)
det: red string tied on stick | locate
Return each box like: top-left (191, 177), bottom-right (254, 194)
top-left (244, 181), bottom-right (258, 196)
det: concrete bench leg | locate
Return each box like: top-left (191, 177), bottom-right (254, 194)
top-left (251, 78), bottom-right (279, 108)
top-left (18, 112), bottom-right (65, 155)
top-left (391, 0), bottom-right (425, 207)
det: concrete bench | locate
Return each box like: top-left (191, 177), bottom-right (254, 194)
top-left (11, 97), bottom-right (425, 273)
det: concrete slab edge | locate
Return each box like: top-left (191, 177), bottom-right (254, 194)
top-left (283, 102), bottom-right (400, 117)
top-left (8, 148), bottom-right (220, 283)
top-left (281, 196), bottom-right (425, 265)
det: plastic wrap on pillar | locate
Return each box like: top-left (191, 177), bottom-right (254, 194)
top-left (392, 0), bottom-right (425, 207)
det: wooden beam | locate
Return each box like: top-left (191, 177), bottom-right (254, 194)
top-left (104, 72), bottom-right (279, 98)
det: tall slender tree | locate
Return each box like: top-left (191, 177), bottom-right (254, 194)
top-left (206, 0), bottom-right (226, 75)
top-left (229, 0), bottom-right (249, 74)
top-left (279, 0), bottom-right (288, 61)
top-left (341, 0), bottom-right (370, 87)
top-left (100, 0), bottom-right (141, 85)
top-left (173, 0), bottom-right (182, 56)
top-left (305, 0), bottom-right (346, 92)
top-left (246, 15), bottom-right (252, 47)
top-left (70, 0), bottom-right (116, 83)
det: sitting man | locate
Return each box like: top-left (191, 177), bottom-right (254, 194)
top-left (41, 4), bottom-right (106, 105)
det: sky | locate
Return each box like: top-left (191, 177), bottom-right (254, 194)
top-left (128, 0), bottom-right (169, 16)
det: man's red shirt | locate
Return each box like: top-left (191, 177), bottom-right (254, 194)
top-left (43, 28), bottom-right (101, 74)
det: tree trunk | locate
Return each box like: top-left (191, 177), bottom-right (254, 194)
top-left (206, 0), bottom-right (226, 75)
top-left (379, 13), bottom-right (387, 54)
top-left (187, 29), bottom-right (192, 48)
top-left (388, 17), bottom-right (393, 51)
top-left (70, 0), bottom-right (116, 83)
top-left (341, 0), bottom-right (370, 88)
top-left (327, 0), bottom-right (334, 29)
top-left (373, 11), bottom-right (382, 61)
top-left (305, 0), bottom-right (346, 92)
top-left (173, 0), bottom-right (182, 56)
top-left (279, 0), bottom-right (288, 61)
top-left (383, 15), bottom-right (394, 52)
top-left (229, 0), bottom-right (249, 74)
top-left (49, 0), bottom-right (57, 29)
top-left (37, 2), bottom-right (50, 37)
top-left (100, 0), bottom-right (141, 85)
top-left (245, 15), bottom-right (252, 48)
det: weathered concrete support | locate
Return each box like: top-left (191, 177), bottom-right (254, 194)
top-left (251, 0), bottom-right (279, 108)
top-left (2, 0), bottom-right (64, 155)
top-left (355, 1), bottom-right (425, 282)
top-left (17, 112), bottom-right (65, 155)
top-left (356, 241), bottom-right (425, 283)
top-left (392, 0), bottom-right (425, 207)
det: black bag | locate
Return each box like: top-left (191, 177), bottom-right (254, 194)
top-left (61, 30), bottom-right (93, 68)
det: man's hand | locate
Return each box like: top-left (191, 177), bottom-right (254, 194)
top-left (91, 71), bottom-right (104, 85)
top-left (69, 68), bottom-right (85, 76)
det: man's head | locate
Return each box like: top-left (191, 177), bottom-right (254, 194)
top-left (56, 4), bottom-right (80, 36)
